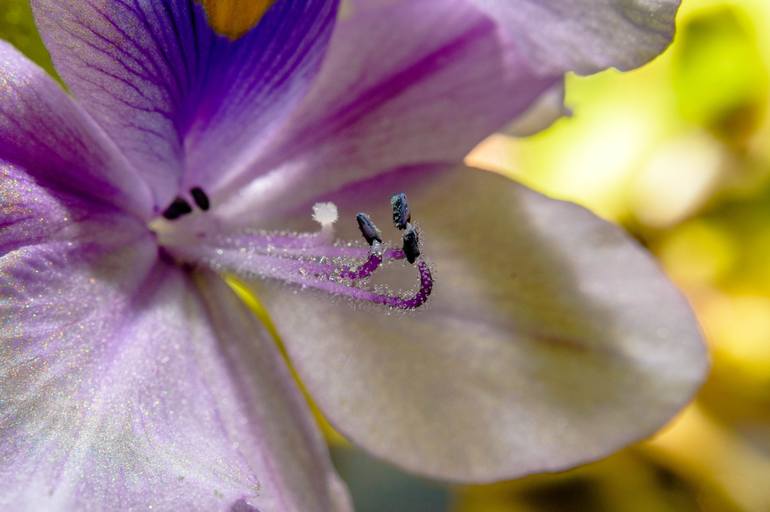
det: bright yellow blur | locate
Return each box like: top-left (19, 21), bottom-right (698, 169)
top-left (463, 0), bottom-right (770, 510)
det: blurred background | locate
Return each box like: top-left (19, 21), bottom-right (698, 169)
top-left (3, 0), bottom-right (770, 510)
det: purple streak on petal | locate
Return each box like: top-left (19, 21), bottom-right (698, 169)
top-left (32, 0), bottom-right (339, 209)
top-left (165, 233), bottom-right (374, 282)
top-left (209, 230), bottom-right (351, 253)
top-left (178, 244), bottom-right (337, 281)
top-left (0, 162), bottom-right (135, 256)
top-left (0, 42), bottom-right (152, 218)
top-left (207, 232), bottom-right (402, 262)
top-left (214, 0), bottom-right (559, 225)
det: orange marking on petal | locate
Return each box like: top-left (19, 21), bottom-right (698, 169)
top-left (199, 0), bottom-right (277, 39)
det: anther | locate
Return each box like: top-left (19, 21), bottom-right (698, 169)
top-left (356, 213), bottom-right (382, 246)
top-left (391, 192), bottom-right (411, 230)
top-left (162, 197), bottom-right (193, 220)
top-left (190, 187), bottom-right (210, 211)
top-left (402, 225), bottom-right (420, 263)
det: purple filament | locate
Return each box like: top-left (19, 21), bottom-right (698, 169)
top-left (273, 259), bottom-right (433, 311)
top-left (169, 228), bottom-right (433, 310)
top-left (337, 252), bottom-right (383, 280)
top-left (371, 260), bottom-right (433, 310)
top-left (204, 230), bottom-right (376, 259)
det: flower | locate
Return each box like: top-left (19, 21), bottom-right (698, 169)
top-left (0, 0), bottom-right (706, 511)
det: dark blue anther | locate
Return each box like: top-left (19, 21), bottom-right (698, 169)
top-left (356, 213), bottom-right (382, 245)
top-left (162, 197), bottom-right (193, 220)
top-left (190, 187), bottom-right (210, 211)
top-left (402, 225), bottom-right (420, 264)
top-left (391, 192), bottom-right (411, 230)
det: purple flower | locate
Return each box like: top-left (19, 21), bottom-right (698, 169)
top-left (0, 0), bottom-right (705, 510)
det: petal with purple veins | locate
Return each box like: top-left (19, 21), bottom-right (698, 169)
top-left (248, 165), bottom-right (708, 482)
top-left (0, 165), bottom-right (350, 512)
top-left (31, 0), bottom-right (339, 207)
top-left (215, 0), bottom-right (559, 224)
top-left (0, 42), bottom-right (151, 217)
top-left (345, 0), bottom-right (682, 75)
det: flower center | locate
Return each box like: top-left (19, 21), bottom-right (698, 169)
top-left (152, 190), bottom-right (434, 310)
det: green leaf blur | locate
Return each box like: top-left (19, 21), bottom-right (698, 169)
top-left (0, 0), bottom-right (55, 77)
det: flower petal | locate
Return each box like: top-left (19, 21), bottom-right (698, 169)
top-left (469, 0), bottom-right (681, 74)
top-left (0, 165), bottom-right (350, 511)
top-left (249, 165), bottom-right (708, 482)
top-left (215, 0), bottom-right (558, 224)
top-left (0, 41), bottom-right (151, 217)
top-left (31, 0), bottom-right (338, 207)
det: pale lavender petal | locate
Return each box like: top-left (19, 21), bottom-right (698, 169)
top-left (469, 0), bottom-right (681, 74)
top-left (215, 0), bottom-right (559, 224)
top-left (0, 166), bottom-right (350, 511)
top-left (0, 41), bottom-right (151, 217)
top-left (248, 165), bottom-right (708, 481)
top-left (32, 0), bottom-right (338, 208)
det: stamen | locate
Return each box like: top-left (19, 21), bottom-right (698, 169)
top-left (162, 197), bottom-right (193, 220)
top-left (190, 186), bottom-right (211, 211)
top-left (356, 212), bottom-right (382, 246)
top-left (307, 259), bottom-right (433, 310)
top-left (391, 192), bottom-right (411, 230)
top-left (161, 195), bottom-right (433, 310)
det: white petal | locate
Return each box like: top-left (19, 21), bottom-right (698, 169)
top-left (250, 165), bottom-right (707, 482)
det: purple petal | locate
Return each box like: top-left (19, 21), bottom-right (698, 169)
top-left (0, 167), bottom-right (350, 511)
top-left (468, 0), bottom-right (681, 74)
top-left (32, 0), bottom-right (339, 208)
top-left (215, 0), bottom-right (559, 224)
top-left (0, 41), bottom-right (152, 217)
top-left (248, 165), bottom-right (708, 482)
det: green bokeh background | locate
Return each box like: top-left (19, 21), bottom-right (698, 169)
top-left (4, 0), bottom-right (770, 510)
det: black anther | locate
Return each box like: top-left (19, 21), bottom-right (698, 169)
top-left (402, 226), bottom-right (420, 264)
top-left (190, 187), bottom-right (210, 211)
top-left (391, 192), bottom-right (411, 230)
top-left (162, 197), bottom-right (193, 220)
top-left (356, 213), bottom-right (382, 246)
